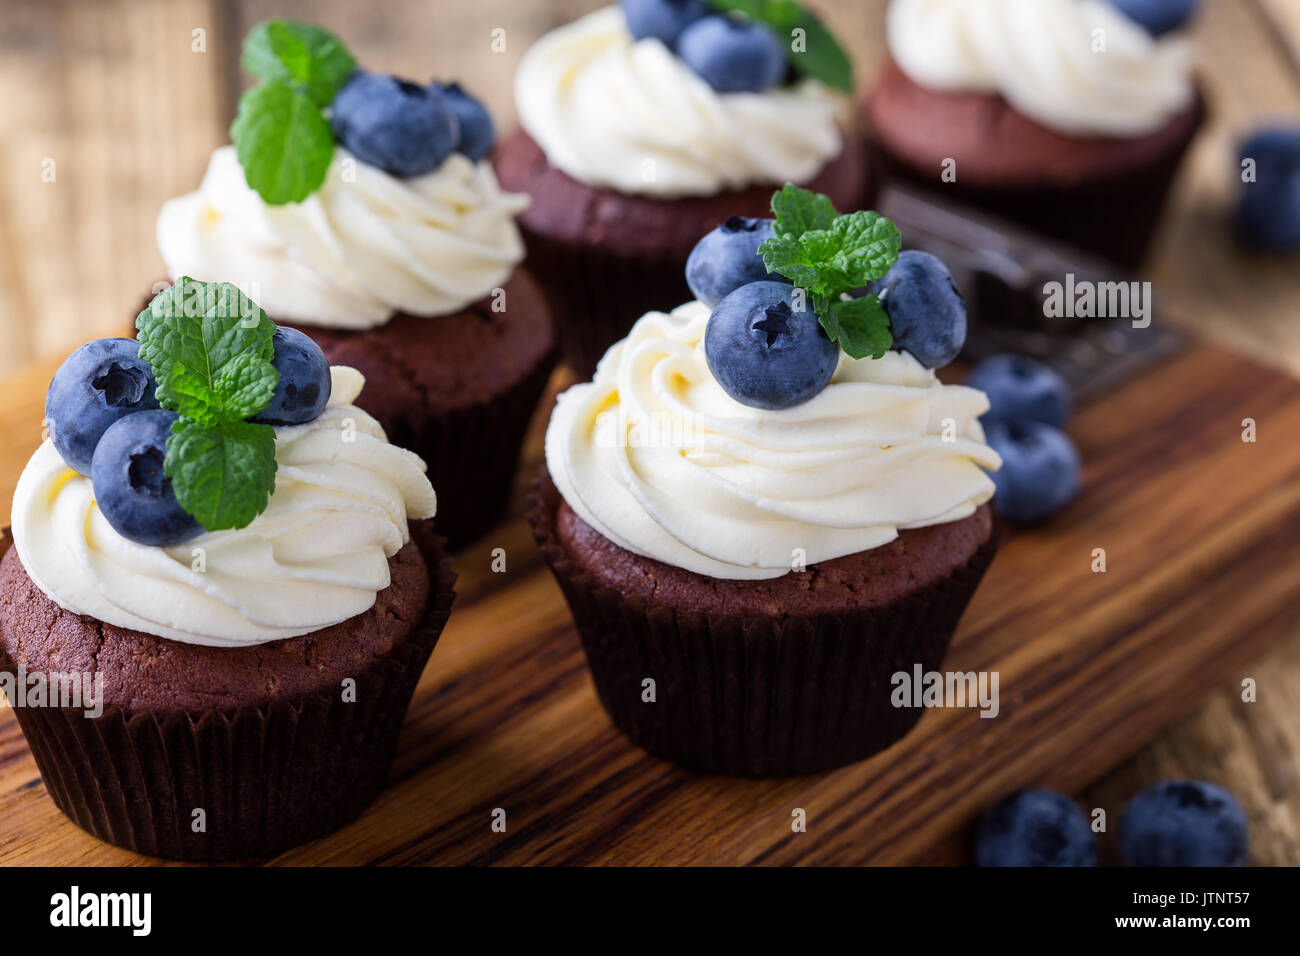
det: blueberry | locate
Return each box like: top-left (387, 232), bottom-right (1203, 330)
top-left (250, 327), bottom-right (332, 426)
top-left (330, 71), bottom-right (458, 177)
top-left (876, 251), bottom-right (967, 369)
top-left (1107, 0), bottom-right (1199, 37)
top-left (705, 281), bottom-right (838, 410)
top-left (45, 338), bottom-right (161, 476)
top-left (985, 420), bottom-right (1081, 525)
top-left (435, 82), bottom-right (495, 162)
top-left (686, 216), bottom-right (776, 309)
top-left (1120, 780), bottom-right (1248, 867)
top-left (91, 409), bottom-right (203, 546)
top-left (1236, 126), bottom-right (1300, 252)
top-left (621, 0), bottom-right (711, 46)
top-left (975, 789), bottom-right (1097, 867)
top-left (967, 354), bottom-right (1072, 429)
top-left (675, 15), bottom-right (787, 94)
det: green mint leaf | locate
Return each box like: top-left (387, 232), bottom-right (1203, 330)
top-left (242, 20), bottom-right (356, 106)
top-left (159, 353), bottom-right (279, 426)
top-left (821, 294), bottom-right (893, 360)
top-left (230, 78), bottom-right (334, 205)
top-left (759, 234), bottom-right (824, 290)
top-left (770, 183), bottom-right (837, 239)
top-left (828, 211), bottom-right (902, 282)
top-left (165, 419), bottom-right (278, 532)
top-left (707, 1), bottom-right (854, 92)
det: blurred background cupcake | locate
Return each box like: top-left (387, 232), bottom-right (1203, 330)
top-left (864, 0), bottom-right (1206, 268)
top-left (496, 2), bottom-right (872, 376)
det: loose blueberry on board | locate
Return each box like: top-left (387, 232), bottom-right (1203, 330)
top-left (676, 15), bottom-right (787, 94)
top-left (621, 0), bottom-right (712, 46)
top-left (330, 71), bottom-right (458, 177)
top-left (685, 216), bottom-right (776, 309)
top-left (46, 338), bottom-right (161, 476)
top-left (91, 409), bottom-right (203, 547)
top-left (250, 327), bottom-right (332, 426)
top-left (967, 354), bottom-right (1072, 430)
top-left (1120, 780), bottom-right (1248, 867)
top-left (975, 789), bottom-right (1098, 867)
top-left (705, 281), bottom-right (839, 410)
top-left (436, 83), bottom-right (495, 162)
top-left (1107, 0), bottom-right (1199, 37)
top-left (1236, 126), bottom-right (1300, 253)
top-left (875, 250), bottom-right (967, 369)
top-left (984, 420), bottom-right (1082, 525)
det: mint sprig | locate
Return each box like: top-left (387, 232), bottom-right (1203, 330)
top-left (136, 278), bottom-right (280, 532)
top-left (708, 1), bottom-right (854, 93)
top-left (230, 20), bottom-right (355, 205)
top-left (759, 184), bottom-right (901, 359)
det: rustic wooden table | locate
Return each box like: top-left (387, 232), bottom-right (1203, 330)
top-left (1, 0), bottom-right (1299, 864)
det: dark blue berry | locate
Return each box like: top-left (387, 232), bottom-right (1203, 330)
top-left (685, 216), bottom-right (776, 309)
top-left (45, 338), bottom-right (160, 476)
top-left (330, 71), bottom-right (457, 177)
top-left (250, 327), bottom-right (332, 426)
top-left (876, 251), bottom-right (967, 369)
top-left (91, 409), bottom-right (203, 546)
top-left (975, 789), bottom-right (1098, 867)
top-left (436, 82), bottom-right (495, 162)
top-left (967, 354), bottom-right (1072, 429)
top-left (1236, 126), bottom-right (1300, 253)
top-left (1121, 780), bottom-right (1248, 867)
top-left (985, 420), bottom-right (1081, 525)
top-left (621, 0), bottom-right (711, 46)
top-left (1107, 0), bottom-right (1199, 37)
top-left (704, 280), bottom-right (838, 410)
top-left (675, 15), bottom-right (787, 94)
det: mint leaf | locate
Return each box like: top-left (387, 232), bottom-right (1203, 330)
top-left (230, 78), bottom-right (334, 205)
top-left (770, 182), bottom-right (837, 238)
top-left (829, 211), bottom-right (902, 282)
top-left (822, 294), bottom-right (893, 360)
top-left (707, 1), bottom-right (854, 92)
top-left (160, 353), bottom-right (278, 426)
top-left (165, 419), bottom-right (278, 532)
top-left (759, 234), bottom-right (824, 290)
top-left (243, 20), bottom-right (355, 106)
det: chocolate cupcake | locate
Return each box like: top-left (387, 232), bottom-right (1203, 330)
top-left (0, 281), bottom-right (453, 859)
top-left (864, 0), bottom-right (1206, 268)
top-left (496, 4), bottom-right (873, 377)
top-left (530, 186), bottom-right (1001, 775)
top-left (156, 20), bottom-right (554, 549)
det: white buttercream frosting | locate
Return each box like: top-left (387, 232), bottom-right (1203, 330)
top-left (887, 0), bottom-right (1195, 137)
top-left (12, 367), bottom-right (438, 647)
top-left (545, 302), bottom-right (1001, 580)
top-left (157, 145), bottom-right (528, 329)
top-left (515, 6), bottom-right (843, 197)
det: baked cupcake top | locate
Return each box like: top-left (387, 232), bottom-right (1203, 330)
top-left (886, 0), bottom-right (1196, 138)
top-left (158, 20), bottom-right (527, 329)
top-left (12, 279), bottom-right (436, 646)
top-left (515, 4), bottom-right (848, 198)
top-left (546, 186), bottom-right (1001, 580)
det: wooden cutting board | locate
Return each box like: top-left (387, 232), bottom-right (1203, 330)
top-left (1, 335), bottom-right (1298, 866)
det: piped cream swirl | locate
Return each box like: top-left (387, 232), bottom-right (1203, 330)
top-left (12, 367), bottom-right (437, 646)
top-left (545, 302), bottom-right (1001, 580)
top-left (887, 0), bottom-right (1195, 137)
top-left (515, 6), bottom-right (843, 197)
top-left (157, 146), bottom-right (528, 329)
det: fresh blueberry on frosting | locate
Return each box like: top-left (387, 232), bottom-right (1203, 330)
top-left (685, 216), bottom-right (776, 309)
top-left (676, 14), bottom-right (787, 93)
top-left (91, 409), bottom-right (203, 547)
top-left (874, 251), bottom-right (967, 370)
top-left (250, 327), bottom-right (333, 426)
top-left (330, 71), bottom-right (458, 177)
top-left (620, 0), bottom-right (711, 46)
top-left (436, 82), bottom-right (496, 162)
top-left (45, 338), bottom-right (160, 476)
top-left (1107, 0), bottom-right (1199, 38)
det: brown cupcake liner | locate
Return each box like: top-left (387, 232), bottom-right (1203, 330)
top-left (0, 522), bottom-right (456, 861)
top-left (529, 473), bottom-right (998, 777)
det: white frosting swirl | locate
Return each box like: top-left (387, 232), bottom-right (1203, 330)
top-left (515, 6), bottom-right (843, 197)
top-left (12, 367), bottom-right (438, 647)
top-left (157, 146), bottom-right (528, 329)
top-left (887, 0), bottom-right (1195, 137)
top-left (545, 302), bottom-right (1001, 580)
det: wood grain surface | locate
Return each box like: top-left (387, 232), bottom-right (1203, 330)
top-left (1, 0), bottom-right (1299, 865)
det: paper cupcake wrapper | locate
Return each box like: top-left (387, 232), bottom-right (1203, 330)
top-left (529, 473), bottom-right (999, 777)
top-left (0, 522), bottom-right (455, 861)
